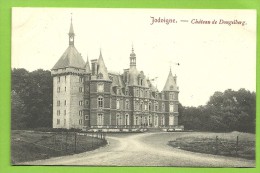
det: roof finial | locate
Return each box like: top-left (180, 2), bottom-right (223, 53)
top-left (132, 42), bottom-right (134, 53)
top-left (71, 13), bottom-right (73, 23)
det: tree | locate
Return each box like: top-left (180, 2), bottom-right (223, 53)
top-left (11, 68), bottom-right (53, 129)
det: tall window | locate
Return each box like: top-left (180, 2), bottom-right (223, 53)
top-left (135, 102), bottom-right (139, 110)
top-left (136, 89), bottom-right (139, 97)
top-left (140, 102), bottom-right (143, 111)
top-left (135, 117), bottom-right (139, 125)
top-left (149, 103), bottom-right (151, 111)
top-left (170, 104), bottom-right (174, 112)
top-left (64, 100), bottom-right (66, 106)
top-left (57, 110), bottom-right (60, 116)
top-left (116, 99), bottom-right (120, 109)
top-left (97, 114), bottom-right (103, 125)
top-left (79, 76), bottom-right (84, 82)
top-left (125, 89), bottom-right (128, 96)
top-left (98, 97), bottom-right (103, 108)
top-left (64, 119), bottom-right (66, 126)
top-left (162, 103), bottom-right (165, 112)
top-left (57, 119), bottom-right (60, 125)
top-left (140, 90), bottom-right (143, 97)
top-left (64, 110), bottom-right (66, 115)
top-left (125, 100), bottom-right (129, 110)
top-left (161, 116), bottom-right (165, 126)
top-left (58, 77), bottom-right (60, 83)
top-left (57, 100), bottom-right (60, 106)
top-left (125, 114), bottom-right (129, 125)
top-left (57, 87), bottom-right (60, 93)
top-left (144, 103), bottom-right (147, 111)
top-left (79, 87), bottom-right (83, 92)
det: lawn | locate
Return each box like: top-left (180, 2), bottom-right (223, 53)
top-left (168, 131), bottom-right (255, 160)
top-left (11, 130), bottom-right (107, 164)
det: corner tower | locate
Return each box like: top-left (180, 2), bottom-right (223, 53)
top-left (163, 68), bottom-right (179, 126)
top-left (51, 17), bottom-right (86, 129)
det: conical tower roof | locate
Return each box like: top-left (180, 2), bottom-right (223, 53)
top-left (163, 68), bottom-right (178, 91)
top-left (85, 56), bottom-right (91, 73)
top-left (97, 50), bottom-right (110, 80)
top-left (52, 18), bottom-right (85, 70)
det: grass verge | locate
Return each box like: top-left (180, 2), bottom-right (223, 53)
top-left (168, 132), bottom-right (255, 160)
top-left (11, 130), bottom-right (107, 164)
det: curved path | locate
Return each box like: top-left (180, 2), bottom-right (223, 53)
top-left (24, 132), bottom-right (255, 167)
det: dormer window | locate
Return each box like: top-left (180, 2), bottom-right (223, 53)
top-left (140, 79), bottom-right (143, 86)
top-left (170, 85), bottom-right (174, 90)
top-left (98, 73), bottom-right (103, 79)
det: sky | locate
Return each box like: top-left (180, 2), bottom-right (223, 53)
top-left (12, 8), bottom-right (256, 107)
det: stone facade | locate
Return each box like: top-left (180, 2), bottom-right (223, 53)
top-left (51, 20), bottom-right (180, 130)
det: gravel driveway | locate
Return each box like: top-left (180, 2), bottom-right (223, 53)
top-left (22, 132), bottom-right (255, 167)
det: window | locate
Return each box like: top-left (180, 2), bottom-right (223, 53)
top-left (79, 76), bottom-right (84, 82)
top-left (140, 102), bottom-right (143, 111)
top-left (85, 100), bottom-right (89, 106)
top-left (98, 97), bottom-right (103, 108)
top-left (144, 104), bottom-right (147, 111)
top-left (85, 115), bottom-right (89, 120)
top-left (136, 89), bottom-right (139, 97)
top-left (57, 119), bottom-right (60, 125)
top-left (116, 99), bottom-right (120, 109)
top-left (148, 116), bottom-right (152, 125)
top-left (64, 110), bottom-right (66, 115)
top-left (79, 110), bottom-right (83, 116)
top-left (64, 119), bottom-right (66, 126)
top-left (79, 100), bottom-right (83, 106)
top-left (58, 77), bottom-right (60, 83)
top-left (140, 79), bottom-right (143, 86)
top-left (170, 104), bottom-right (174, 112)
top-left (79, 119), bottom-right (83, 125)
top-left (57, 110), bottom-right (60, 116)
top-left (162, 103), bottom-right (165, 112)
top-left (125, 114), bottom-right (129, 125)
top-left (57, 87), bottom-right (60, 93)
top-left (135, 102), bottom-right (139, 110)
top-left (140, 90), bottom-right (143, 97)
top-left (57, 100), bottom-right (60, 106)
top-left (79, 87), bottom-right (83, 92)
top-left (97, 114), bottom-right (103, 125)
top-left (125, 100), bottom-right (129, 110)
top-left (170, 93), bottom-right (174, 100)
top-left (117, 88), bottom-right (120, 95)
top-left (161, 116), bottom-right (165, 126)
top-left (125, 89), bottom-right (128, 96)
top-left (149, 103), bottom-right (151, 111)
top-left (162, 93), bottom-right (164, 100)
top-left (116, 114), bottom-right (120, 125)
top-left (65, 87), bottom-right (66, 92)
top-left (97, 73), bottom-right (103, 79)
top-left (135, 117), bottom-right (139, 125)
top-left (97, 83), bottom-right (104, 92)
top-left (170, 85), bottom-right (174, 90)
top-left (65, 76), bottom-right (67, 82)
top-left (64, 100), bottom-right (66, 106)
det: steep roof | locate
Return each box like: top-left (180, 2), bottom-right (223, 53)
top-left (85, 57), bottom-right (91, 73)
top-left (97, 51), bottom-right (110, 80)
top-left (163, 69), bottom-right (178, 91)
top-left (52, 45), bottom-right (85, 70)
